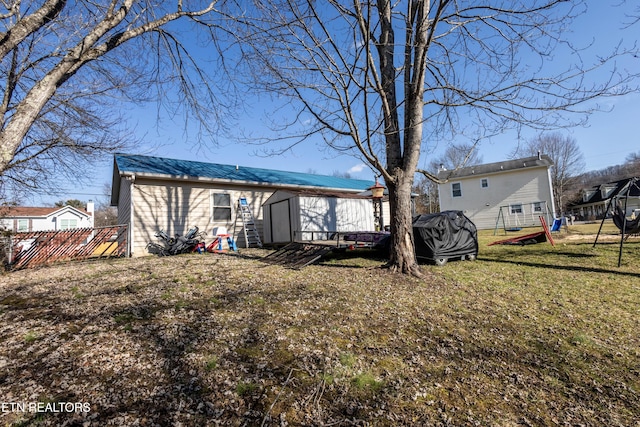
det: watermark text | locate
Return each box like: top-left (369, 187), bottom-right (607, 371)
top-left (1, 402), bottom-right (91, 413)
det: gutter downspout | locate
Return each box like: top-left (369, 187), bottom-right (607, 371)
top-left (128, 174), bottom-right (136, 257)
top-left (546, 167), bottom-right (557, 221)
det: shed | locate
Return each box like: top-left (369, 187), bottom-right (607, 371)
top-left (263, 190), bottom-right (376, 244)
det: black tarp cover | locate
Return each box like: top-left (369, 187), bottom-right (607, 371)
top-left (413, 211), bottom-right (478, 261)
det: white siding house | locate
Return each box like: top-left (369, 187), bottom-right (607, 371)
top-left (437, 155), bottom-right (556, 230)
top-left (263, 190), bottom-right (379, 244)
top-left (1, 203), bottom-right (94, 232)
top-left (110, 154), bottom-right (380, 256)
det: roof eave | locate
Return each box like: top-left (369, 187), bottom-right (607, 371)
top-left (117, 171), bottom-right (368, 193)
top-left (439, 163), bottom-right (551, 181)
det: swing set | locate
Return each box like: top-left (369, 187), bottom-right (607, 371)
top-left (593, 177), bottom-right (640, 267)
top-left (493, 201), bottom-right (555, 235)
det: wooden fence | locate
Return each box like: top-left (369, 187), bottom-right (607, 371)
top-left (4, 225), bottom-right (128, 271)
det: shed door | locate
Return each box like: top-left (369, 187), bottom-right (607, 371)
top-left (270, 200), bottom-right (291, 243)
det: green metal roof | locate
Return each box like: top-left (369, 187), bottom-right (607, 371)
top-left (114, 154), bottom-right (374, 191)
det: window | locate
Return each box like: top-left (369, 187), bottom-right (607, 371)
top-left (451, 182), bottom-right (462, 198)
top-left (212, 193), bottom-right (232, 221)
top-left (17, 219), bottom-right (28, 232)
top-left (481, 178), bottom-right (489, 188)
top-left (60, 219), bottom-right (78, 230)
top-left (510, 204), bottom-right (523, 215)
top-left (532, 202), bottom-right (543, 213)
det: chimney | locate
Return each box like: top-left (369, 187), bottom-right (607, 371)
top-left (86, 200), bottom-right (95, 228)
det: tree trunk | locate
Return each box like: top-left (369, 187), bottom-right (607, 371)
top-left (386, 176), bottom-right (423, 277)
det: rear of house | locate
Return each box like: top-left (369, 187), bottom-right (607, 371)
top-left (437, 155), bottom-right (556, 230)
top-left (111, 154), bottom-right (377, 256)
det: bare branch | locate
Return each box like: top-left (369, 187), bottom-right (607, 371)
top-left (0, 0), bottom-right (67, 61)
top-left (0, 1), bottom-right (239, 199)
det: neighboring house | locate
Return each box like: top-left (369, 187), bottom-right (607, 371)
top-left (110, 154), bottom-right (382, 256)
top-left (0, 203), bottom-right (95, 232)
top-left (437, 154), bottom-right (556, 230)
top-left (568, 177), bottom-right (640, 220)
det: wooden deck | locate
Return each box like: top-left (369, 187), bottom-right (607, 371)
top-left (261, 242), bottom-right (335, 269)
top-left (262, 231), bottom-right (390, 269)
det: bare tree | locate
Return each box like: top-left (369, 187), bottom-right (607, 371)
top-left (414, 143), bottom-right (483, 214)
top-left (430, 143), bottom-right (484, 174)
top-left (413, 176), bottom-right (438, 214)
top-left (626, 151), bottom-right (640, 161)
top-left (516, 133), bottom-right (585, 214)
top-left (237, 0), bottom-right (637, 275)
top-left (0, 1), bottom-right (233, 198)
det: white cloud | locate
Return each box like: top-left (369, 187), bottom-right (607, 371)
top-left (347, 163), bottom-right (367, 174)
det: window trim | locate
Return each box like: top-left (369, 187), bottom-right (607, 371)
top-left (509, 203), bottom-right (523, 215)
top-left (60, 218), bottom-right (78, 230)
top-left (531, 201), bottom-right (543, 213)
top-left (17, 219), bottom-right (28, 232)
top-left (451, 182), bottom-right (462, 198)
top-left (480, 178), bottom-right (489, 189)
top-left (211, 192), bottom-right (232, 222)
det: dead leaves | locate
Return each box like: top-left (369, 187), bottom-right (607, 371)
top-left (0, 251), bottom-right (638, 426)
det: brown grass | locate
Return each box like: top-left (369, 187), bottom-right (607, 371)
top-left (0, 223), bottom-right (638, 426)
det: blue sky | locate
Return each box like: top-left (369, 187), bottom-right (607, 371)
top-left (31, 2), bottom-right (640, 206)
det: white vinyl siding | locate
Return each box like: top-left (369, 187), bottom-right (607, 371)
top-left (438, 166), bottom-right (555, 230)
top-left (532, 201), bottom-right (543, 213)
top-left (128, 179), bottom-right (274, 256)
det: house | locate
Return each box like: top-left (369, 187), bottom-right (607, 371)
top-left (263, 190), bottom-right (378, 244)
top-left (0, 203), bottom-right (95, 232)
top-left (568, 177), bottom-right (640, 220)
top-left (437, 154), bottom-right (556, 230)
top-left (110, 154), bottom-right (382, 256)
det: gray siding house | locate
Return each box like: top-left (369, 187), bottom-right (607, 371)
top-left (568, 177), bottom-right (640, 220)
top-left (437, 155), bottom-right (556, 230)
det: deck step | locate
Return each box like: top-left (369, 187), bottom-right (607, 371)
top-left (262, 242), bottom-right (334, 269)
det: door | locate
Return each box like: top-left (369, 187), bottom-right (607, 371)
top-left (270, 200), bottom-right (291, 243)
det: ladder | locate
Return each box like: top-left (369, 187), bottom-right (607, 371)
top-left (237, 197), bottom-right (263, 248)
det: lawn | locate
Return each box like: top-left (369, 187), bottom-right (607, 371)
top-left (0, 223), bottom-right (638, 426)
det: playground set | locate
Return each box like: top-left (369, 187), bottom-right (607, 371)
top-left (488, 215), bottom-right (558, 247)
top-left (593, 177), bottom-right (640, 267)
